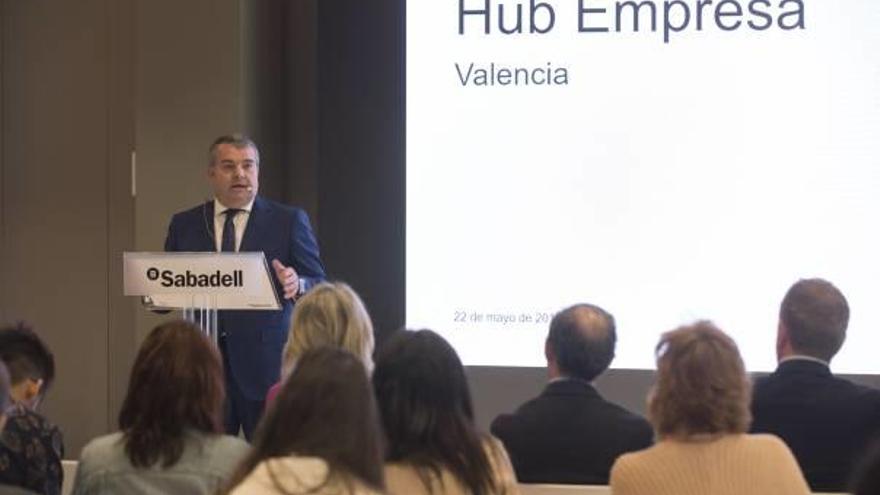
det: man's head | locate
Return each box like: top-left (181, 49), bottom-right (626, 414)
top-left (545, 303), bottom-right (616, 382)
top-left (0, 323), bottom-right (55, 410)
top-left (777, 278), bottom-right (849, 362)
top-left (207, 134), bottom-right (260, 209)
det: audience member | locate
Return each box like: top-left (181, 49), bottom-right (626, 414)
top-left (610, 321), bottom-right (810, 495)
top-left (72, 320), bottom-right (248, 495)
top-left (0, 323), bottom-right (64, 495)
top-left (224, 348), bottom-right (384, 495)
top-left (0, 361), bottom-right (36, 495)
top-left (374, 329), bottom-right (519, 495)
top-left (265, 281), bottom-right (375, 404)
top-left (491, 304), bottom-right (652, 484)
top-left (751, 278), bottom-right (880, 492)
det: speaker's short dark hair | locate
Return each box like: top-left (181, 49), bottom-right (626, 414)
top-left (780, 278), bottom-right (849, 362)
top-left (547, 304), bottom-right (616, 381)
top-left (207, 134), bottom-right (260, 165)
top-left (0, 322), bottom-right (55, 393)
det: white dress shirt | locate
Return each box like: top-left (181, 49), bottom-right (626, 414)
top-left (213, 198), bottom-right (254, 252)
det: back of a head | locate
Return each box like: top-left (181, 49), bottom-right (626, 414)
top-left (780, 278), bottom-right (849, 362)
top-left (547, 304), bottom-right (616, 381)
top-left (228, 347), bottom-right (383, 493)
top-left (118, 320), bottom-right (224, 468)
top-left (372, 329), bottom-right (497, 495)
top-left (0, 322), bottom-right (55, 403)
top-left (649, 321), bottom-right (751, 439)
top-left (283, 282), bottom-right (375, 374)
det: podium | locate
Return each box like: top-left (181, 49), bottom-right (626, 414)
top-left (123, 252), bottom-right (281, 342)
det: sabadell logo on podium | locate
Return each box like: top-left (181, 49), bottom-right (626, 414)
top-left (145, 268), bottom-right (244, 288)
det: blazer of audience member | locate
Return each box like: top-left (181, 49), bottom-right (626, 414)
top-left (72, 321), bottom-right (249, 495)
top-left (223, 348), bottom-right (384, 495)
top-left (0, 323), bottom-right (64, 495)
top-left (490, 304), bottom-right (652, 484)
top-left (750, 278), bottom-right (880, 492)
top-left (164, 136), bottom-right (326, 407)
top-left (611, 322), bottom-right (810, 495)
top-left (851, 439), bottom-right (880, 495)
top-left (265, 282), bottom-right (375, 404)
top-left (373, 329), bottom-right (520, 495)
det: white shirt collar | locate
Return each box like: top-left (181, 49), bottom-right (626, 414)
top-left (548, 375), bottom-right (592, 385)
top-left (214, 197), bottom-right (255, 217)
top-left (779, 354), bottom-right (830, 367)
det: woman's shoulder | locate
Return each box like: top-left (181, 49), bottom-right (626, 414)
top-left (717, 433), bottom-right (792, 456)
top-left (738, 433), bottom-right (788, 448)
top-left (184, 432), bottom-right (250, 472)
top-left (75, 431), bottom-right (129, 486)
top-left (732, 433), bottom-right (799, 462)
top-left (236, 456), bottom-right (381, 495)
top-left (610, 442), bottom-right (657, 477)
top-left (196, 432), bottom-right (250, 453)
top-left (79, 432), bottom-right (126, 463)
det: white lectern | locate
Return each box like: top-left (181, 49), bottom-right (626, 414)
top-left (123, 252), bottom-right (281, 342)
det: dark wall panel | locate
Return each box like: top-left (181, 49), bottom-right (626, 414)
top-left (317, 0), bottom-right (406, 340)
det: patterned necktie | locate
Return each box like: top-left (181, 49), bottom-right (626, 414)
top-left (221, 209), bottom-right (242, 252)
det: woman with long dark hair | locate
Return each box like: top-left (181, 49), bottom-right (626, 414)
top-left (373, 329), bottom-right (518, 495)
top-left (224, 347), bottom-right (384, 495)
top-left (72, 320), bottom-right (249, 495)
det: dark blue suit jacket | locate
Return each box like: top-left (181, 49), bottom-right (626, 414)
top-left (751, 359), bottom-right (880, 492)
top-left (491, 379), bottom-right (653, 484)
top-left (164, 197), bottom-right (326, 400)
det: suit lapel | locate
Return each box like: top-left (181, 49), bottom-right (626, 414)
top-left (202, 200), bottom-right (217, 252)
top-left (240, 196), bottom-right (267, 252)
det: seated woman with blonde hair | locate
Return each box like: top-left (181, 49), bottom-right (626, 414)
top-left (610, 321), bottom-right (810, 495)
top-left (266, 281), bottom-right (374, 403)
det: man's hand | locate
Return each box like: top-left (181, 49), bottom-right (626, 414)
top-left (272, 259), bottom-right (300, 301)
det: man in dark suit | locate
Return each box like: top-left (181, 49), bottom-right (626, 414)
top-left (751, 278), bottom-right (880, 492)
top-left (491, 304), bottom-right (653, 484)
top-left (165, 134), bottom-right (326, 439)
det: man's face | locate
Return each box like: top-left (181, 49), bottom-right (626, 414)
top-left (208, 143), bottom-right (259, 208)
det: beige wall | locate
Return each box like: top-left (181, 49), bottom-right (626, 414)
top-left (0, 0), bottom-right (135, 454)
top-left (134, 0), bottom-right (245, 344)
top-left (0, 0), bottom-right (286, 456)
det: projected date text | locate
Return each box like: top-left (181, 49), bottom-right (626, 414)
top-left (452, 310), bottom-right (556, 326)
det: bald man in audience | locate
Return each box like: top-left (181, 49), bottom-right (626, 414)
top-left (491, 303), bottom-right (653, 484)
top-left (751, 278), bottom-right (880, 492)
